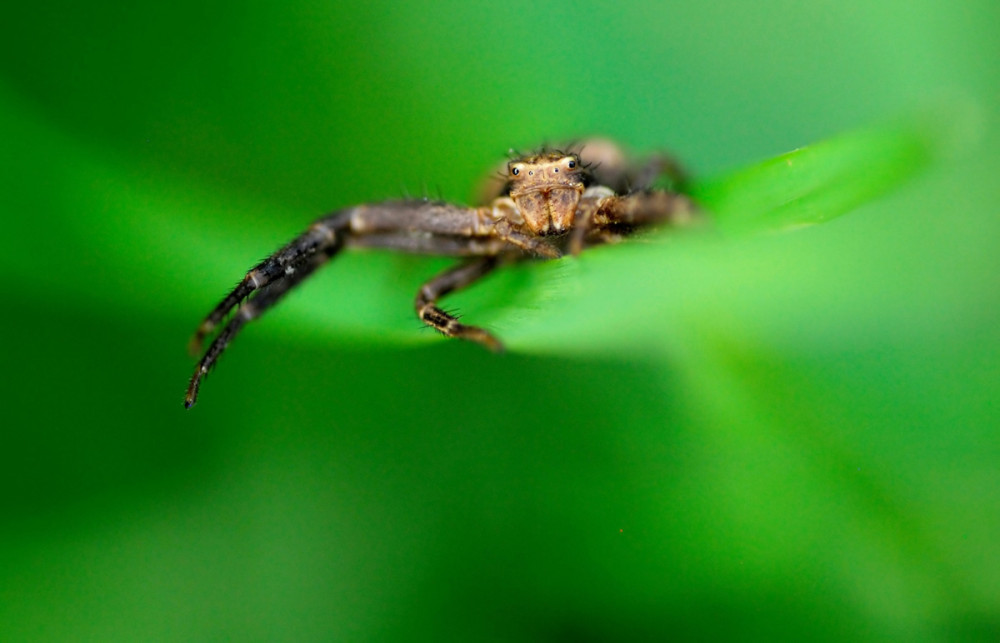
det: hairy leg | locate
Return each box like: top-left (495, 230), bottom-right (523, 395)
top-left (566, 142), bottom-right (690, 256)
top-left (580, 140), bottom-right (687, 193)
top-left (625, 153), bottom-right (688, 192)
top-left (185, 249), bottom-right (336, 408)
top-left (414, 257), bottom-right (503, 352)
top-left (189, 199), bottom-right (555, 356)
top-left (593, 190), bottom-right (698, 227)
top-left (189, 214), bottom-right (349, 355)
top-left (348, 200), bottom-right (559, 259)
top-left (569, 189), bottom-right (699, 255)
top-left (347, 233), bottom-right (508, 256)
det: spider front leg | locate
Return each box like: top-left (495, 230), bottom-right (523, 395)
top-left (186, 199), bottom-right (551, 406)
top-left (188, 200), bottom-right (554, 356)
top-left (348, 200), bottom-right (559, 259)
top-left (415, 256), bottom-right (504, 352)
top-left (188, 214), bottom-right (350, 355)
top-left (185, 248), bottom-right (336, 408)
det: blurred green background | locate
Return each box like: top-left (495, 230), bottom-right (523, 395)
top-left (2, 0), bottom-right (998, 640)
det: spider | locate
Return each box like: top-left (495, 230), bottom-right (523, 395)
top-left (185, 139), bottom-right (698, 407)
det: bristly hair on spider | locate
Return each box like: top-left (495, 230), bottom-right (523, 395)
top-left (184, 138), bottom-right (700, 408)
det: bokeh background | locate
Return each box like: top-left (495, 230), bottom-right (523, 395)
top-left (2, 0), bottom-right (998, 640)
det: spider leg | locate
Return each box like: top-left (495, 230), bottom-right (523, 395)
top-left (189, 213), bottom-right (350, 355)
top-left (415, 257), bottom-right (503, 352)
top-left (186, 199), bottom-right (552, 405)
top-left (569, 190), bottom-right (699, 255)
top-left (347, 232), bottom-right (509, 256)
top-left (567, 144), bottom-right (690, 256)
top-left (185, 249), bottom-right (335, 408)
top-left (349, 201), bottom-right (559, 259)
top-left (568, 187), bottom-right (613, 256)
top-left (593, 190), bottom-right (698, 227)
top-left (190, 200), bottom-right (549, 355)
top-left (579, 140), bottom-right (687, 193)
top-left (490, 218), bottom-right (561, 258)
top-left (625, 153), bottom-right (688, 192)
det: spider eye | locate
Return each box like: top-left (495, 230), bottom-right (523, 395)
top-left (511, 167), bottom-right (520, 176)
top-left (567, 159), bottom-right (577, 169)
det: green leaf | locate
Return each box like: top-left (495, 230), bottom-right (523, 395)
top-left (691, 117), bottom-right (937, 235)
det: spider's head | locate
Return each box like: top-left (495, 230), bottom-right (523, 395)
top-left (507, 152), bottom-right (586, 235)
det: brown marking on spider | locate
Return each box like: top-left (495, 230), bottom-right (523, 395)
top-left (184, 139), bottom-right (697, 407)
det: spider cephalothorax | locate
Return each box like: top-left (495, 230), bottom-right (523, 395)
top-left (185, 139), bottom-right (697, 407)
top-left (505, 152), bottom-right (588, 235)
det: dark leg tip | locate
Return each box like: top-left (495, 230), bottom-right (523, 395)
top-left (184, 378), bottom-right (200, 409)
